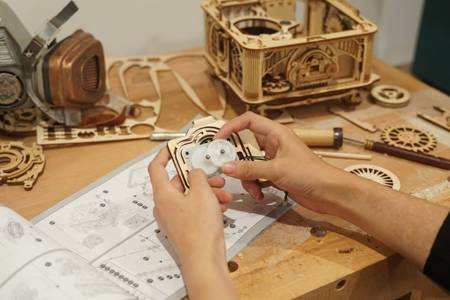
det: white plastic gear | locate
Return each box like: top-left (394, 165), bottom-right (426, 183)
top-left (206, 139), bottom-right (237, 168)
top-left (380, 125), bottom-right (437, 153)
top-left (345, 164), bottom-right (401, 190)
top-left (189, 144), bottom-right (219, 176)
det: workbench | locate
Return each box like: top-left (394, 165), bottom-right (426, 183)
top-left (1, 51), bottom-right (449, 299)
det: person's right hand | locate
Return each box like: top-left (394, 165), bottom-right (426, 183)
top-left (216, 112), bottom-right (350, 215)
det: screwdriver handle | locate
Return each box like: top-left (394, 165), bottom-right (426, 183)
top-left (367, 141), bottom-right (450, 170)
top-left (293, 128), bottom-right (343, 149)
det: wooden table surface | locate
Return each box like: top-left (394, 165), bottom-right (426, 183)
top-left (1, 51), bottom-right (450, 299)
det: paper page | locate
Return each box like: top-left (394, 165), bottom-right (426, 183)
top-left (0, 206), bottom-right (136, 300)
top-left (33, 145), bottom-right (293, 300)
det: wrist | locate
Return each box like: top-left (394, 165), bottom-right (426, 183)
top-left (180, 250), bottom-right (230, 294)
top-left (181, 252), bottom-right (228, 276)
top-left (313, 167), bottom-right (373, 218)
top-left (179, 241), bottom-right (227, 273)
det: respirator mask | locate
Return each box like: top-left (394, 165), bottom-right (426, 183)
top-left (0, 1), bottom-right (128, 127)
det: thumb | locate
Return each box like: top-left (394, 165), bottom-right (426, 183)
top-left (222, 160), bottom-right (272, 181)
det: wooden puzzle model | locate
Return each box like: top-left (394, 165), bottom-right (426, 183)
top-left (202, 0), bottom-right (379, 115)
top-left (167, 117), bottom-right (263, 190)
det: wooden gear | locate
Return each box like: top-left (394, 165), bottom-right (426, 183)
top-left (418, 106), bottom-right (450, 132)
top-left (380, 125), bottom-right (437, 153)
top-left (167, 117), bottom-right (263, 190)
top-left (202, 0), bottom-right (379, 115)
top-left (0, 142), bottom-right (45, 189)
top-left (370, 85), bottom-right (410, 108)
top-left (0, 108), bottom-right (37, 136)
top-left (345, 164), bottom-right (400, 190)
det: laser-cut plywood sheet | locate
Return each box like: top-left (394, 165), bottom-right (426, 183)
top-left (17, 143), bottom-right (292, 299)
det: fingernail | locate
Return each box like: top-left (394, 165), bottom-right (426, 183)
top-left (222, 162), bottom-right (236, 174)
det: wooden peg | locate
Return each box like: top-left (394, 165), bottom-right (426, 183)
top-left (314, 151), bottom-right (372, 160)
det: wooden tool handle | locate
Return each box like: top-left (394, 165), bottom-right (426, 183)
top-left (369, 141), bottom-right (450, 170)
top-left (293, 128), bottom-right (343, 148)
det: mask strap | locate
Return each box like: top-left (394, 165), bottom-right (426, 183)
top-left (22, 1), bottom-right (78, 64)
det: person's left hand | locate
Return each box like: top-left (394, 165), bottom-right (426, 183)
top-left (148, 148), bottom-right (232, 266)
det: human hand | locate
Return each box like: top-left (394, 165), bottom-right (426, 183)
top-left (216, 112), bottom-right (351, 215)
top-left (148, 148), bottom-right (232, 265)
top-left (148, 148), bottom-right (239, 300)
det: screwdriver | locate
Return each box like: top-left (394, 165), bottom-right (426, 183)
top-left (344, 137), bottom-right (450, 170)
top-left (151, 128), bottom-right (344, 149)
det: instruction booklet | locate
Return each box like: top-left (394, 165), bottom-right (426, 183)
top-left (0, 143), bottom-right (293, 300)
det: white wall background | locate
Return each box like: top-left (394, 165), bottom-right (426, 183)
top-left (2, 0), bottom-right (424, 65)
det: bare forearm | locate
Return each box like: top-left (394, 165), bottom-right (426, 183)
top-left (323, 171), bottom-right (450, 269)
top-left (181, 255), bottom-right (239, 300)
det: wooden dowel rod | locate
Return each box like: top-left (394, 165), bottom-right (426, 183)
top-left (314, 151), bottom-right (372, 160)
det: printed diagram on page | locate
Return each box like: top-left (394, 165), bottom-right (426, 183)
top-left (33, 150), bottom-right (293, 300)
top-left (0, 208), bottom-right (132, 300)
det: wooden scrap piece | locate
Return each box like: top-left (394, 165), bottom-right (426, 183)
top-left (418, 106), bottom-right (450, 132)
top-left (329, 107), bottom-right (378, 133)
top-left (0, 142), bottom-right (45, 190)
top-left (107, 52), bottom-right (227, 120)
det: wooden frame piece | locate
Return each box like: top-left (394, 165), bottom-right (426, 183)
top-left (107, 52), bottom-right (227, 120)
top-left (418, 106), bottom-right (450, 132)
top-left (36, 103), bottom-right (162, 146)
top-left (0, 142), bottom-right (45, 189)
top-left (329, 107), bottom-right (378, 133)
top-left (203, 0), bottom-right (379, 115)
top-left (167, 116), bottom-right (263, 190)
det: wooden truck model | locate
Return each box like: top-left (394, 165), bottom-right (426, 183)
top-left (202, 0), bottom-right (379, 115)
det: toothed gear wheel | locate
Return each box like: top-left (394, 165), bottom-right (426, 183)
top-left (325, 16), bottom-right (345, 33)
top-left (380, 125), bottom-right (437, 153)
top-left (345, 164), bottom-right (400, 190)
top-left (371, 85), bottom-right (410, 108)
